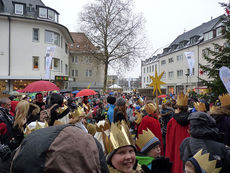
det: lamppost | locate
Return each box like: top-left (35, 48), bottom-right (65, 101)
top-left (185, 73), bottom-right (189, 91)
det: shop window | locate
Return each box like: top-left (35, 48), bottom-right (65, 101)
top-left (33, 56), bottom-right (39, 70)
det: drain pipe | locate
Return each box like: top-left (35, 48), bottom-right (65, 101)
top-left (8, 16), bottom-right (11, 91)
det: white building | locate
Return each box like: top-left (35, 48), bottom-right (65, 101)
top-left (141, 56), bottom-right (159, 88)
top-left (141, 15), bottom-right (225, 95)
top-left (0, 0), bottom-right (73, 91)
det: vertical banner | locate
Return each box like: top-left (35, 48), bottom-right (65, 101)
top-left (184, 52), bottom-right (195, 76)
top-left (219, 66), bottom-right (230, 94)
top-left (45, 46), bottom-right (56, 79)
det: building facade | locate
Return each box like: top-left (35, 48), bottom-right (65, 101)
top-left (141, 15), bottom-right (226, 95)
top-left (69, 32), bottom-right (104, 92)
top-left (0, 0), bottom-right (73, 92)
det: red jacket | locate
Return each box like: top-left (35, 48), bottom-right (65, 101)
top-left (165, 118), bottom-right (190, 173)
top-left (137, 115), bottom-right (163, 154)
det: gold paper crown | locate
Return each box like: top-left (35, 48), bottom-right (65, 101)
top-left (176, 92), bottom-right (188, 106)
top-left (96, 120), bottom-right (110, 132)
top-left (219, 94), bottom-right (230, 107)
top-left (105, 120), bottom-right (134, 154)
top-left (69, 106), bottom-right (85, 119)
top-left (134, 111), bottom-right (142, 124)
top-left (57, 105), bottom-right (68, 114)
top-left (24, 120), bottom-right (48, 135)
top-left (193, 149), bottom-right (221, 173)
top-left (145, 103), bottom-right (156, 114)
top-left (194, 102), bottom-right (206, 112)
top-left (136, 129), bottom-right (159, 151)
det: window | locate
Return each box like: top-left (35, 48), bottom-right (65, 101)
top-left (187, 68), bottom-right (195, 76)
top-left (74, 56), bottom-right (78, 63)
top-left (55, 13), bottom-right (58, 22)
top-left (152, 65), bottom-right (154, 72)
top-left (45, 30), bottom-right (60, 46)
top-left (147, 67), bottom-right (149, 73)
top-left (71, 69), bottom-right (74, 77)
top-left (33, 28), bottom-right (39, 42)
top-left (168, 71), bottom-right (174, 79)
top-left (143, 68), bottom-right (145, 73)
top-left (177, 55), bottom-right (183, 61)
top-left (155, 64), bottom-right (157, 72)
top-left (85, 57), bottom-right (90, 64)
top-left (32, 56), bottom-right (39, 70)
top-left (177, 70), bottom-right (183, 78)
top-left (48, 9), bottom-right (55, 20)
top-left (144, 77), bottom-right (145, 83)
top-left (54, 33), bottom-right (60, 46)
top-left (161, 60), bottom-right (166, 65)
top-left (65, 64), bottom-right (68, 75)
top-left (86, 69), bottom-right (92, 77)
top-left (168, 57), bottom-right (174, 63)
top-left (14, 4), bottom-right (24, 15)
top-left (147, 76), bottom-right (148, 83)
top-left (65, 43), bottom-right (68, 54)
top-left (202, 49), bottom-right (209, 56)
top-left (75, 69), bottom-right (78, 77)
top-left (216, 27), bottom-right (223, 37)
top-left (204, 31), bottom-right (214, 41)
top-left (61, 36), bottom-right (63, 48)
top-left (162, 72), bottom-right (166, 79)
top-left (53, 58), bottom-right (60, 71)
top-left (39, 7), bottom-right (47, 18)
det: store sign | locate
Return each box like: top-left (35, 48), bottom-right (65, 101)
top-left (55, 76), bottom-right (69, 81)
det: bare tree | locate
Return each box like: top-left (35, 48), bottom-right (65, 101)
top-left (79, 0), bottom-right (146, 91)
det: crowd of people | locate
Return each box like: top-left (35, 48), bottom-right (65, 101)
top-left (0, 91), bottom-right (229, 173)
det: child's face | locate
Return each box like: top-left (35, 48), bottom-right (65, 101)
top-left (185, 161), bottom-right (196, 173)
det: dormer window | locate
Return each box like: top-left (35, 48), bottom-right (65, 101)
top-left (48, 9), bottom-right (55, 20)
top-left (204, 31), bottom-right (214, 41)
top-left (39, 7), bottom-right (47, 18)
top-left (38, 7), bottom-right (59, 22)
top-left (14, 3), bottom-right (24, 15)
top-left (190, 36), bottom-right (199, 44)
top-left (216, 27), bottom-right (223, 37)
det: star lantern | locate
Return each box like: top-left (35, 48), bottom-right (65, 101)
top-left (149, 70), bottom-right (166, 109)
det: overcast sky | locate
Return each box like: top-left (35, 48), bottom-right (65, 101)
top-left (42, 0), bottom-right (228, 78)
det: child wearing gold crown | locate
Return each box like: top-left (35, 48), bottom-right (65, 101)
top-left (105, 121), bottom-right (142, 173)
top-left (137, 101), bottom-right (163, 155)
top-left (135, 129), bottom-right (172, 173)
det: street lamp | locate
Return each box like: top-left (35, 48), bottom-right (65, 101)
top-left (185, 73), bottom-right (189, 91)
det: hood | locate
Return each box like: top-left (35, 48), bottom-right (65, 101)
top-left (188, 112), bottom-right (223, 142)
top-left (173, 111), bottom-right (190, 126)
top-left (11, 125), bottom-right (106, 173)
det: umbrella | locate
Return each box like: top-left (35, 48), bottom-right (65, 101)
top-left (76, 89), bottom-right (97, 97)
top-left (72, 90), bottom-right (79, 94)
top-left (158, 94), bottom-right (167, 98)
top-left (18, 81), bottom-right (60, 92)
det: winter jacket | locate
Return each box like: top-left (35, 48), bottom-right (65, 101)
top-left (165, 111), bottom-right (190, 173)
top-left (11, 124), bottom-right (109, 173)
top-left (180, 112), bottom-right (230, 173)
top-left (0, 107), bottom-right (14, 148)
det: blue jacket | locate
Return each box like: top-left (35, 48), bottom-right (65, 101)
top-left (107, 104), bottom-right (115, 123)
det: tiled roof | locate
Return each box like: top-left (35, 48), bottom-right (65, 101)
top-left (70, 32), bottom-right (98, 52)
top-left (169, 15), bottom-right (223, 46)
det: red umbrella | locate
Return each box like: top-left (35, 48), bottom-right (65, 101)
top-left (158, 94), bottom-right (167, 98)
top-left (76, 89), bottom-right (97, 97)
top-left (18, 81), bottom-right (60, 92)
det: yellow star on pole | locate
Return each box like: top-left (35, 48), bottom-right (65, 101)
top-left (149, 70), bottom-right (166, 95)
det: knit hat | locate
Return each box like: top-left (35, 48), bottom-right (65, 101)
top-left (116, 97), bottom-right (126, 106)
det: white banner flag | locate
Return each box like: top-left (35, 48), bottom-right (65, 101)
top-left (219, 66), bottom-right (230, 94)
top-left (45, 56), bottom-right (52, 79)
top-left (45, 46), bottom-right (56, 79)
top-left (184, 52), bottom-right (195, 76)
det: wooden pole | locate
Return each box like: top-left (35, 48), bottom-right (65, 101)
top-left (155, 89), bottom-right (159, 111)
